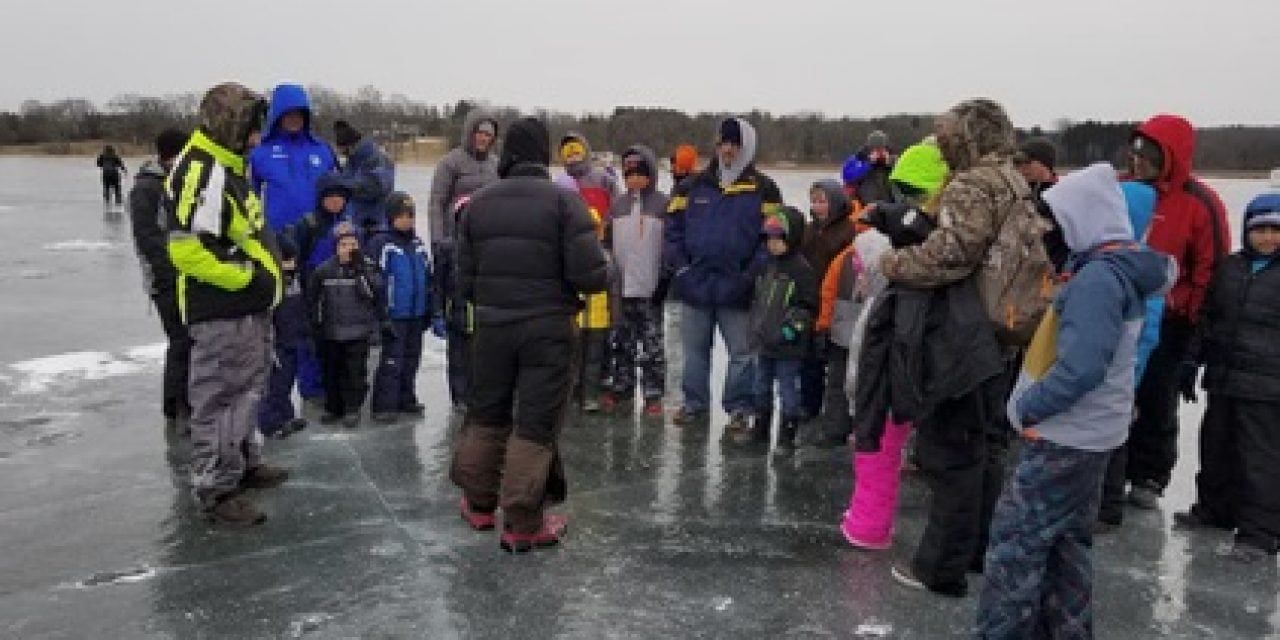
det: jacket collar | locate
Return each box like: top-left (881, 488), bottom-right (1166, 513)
top-left (189, 129), bottom-right (245, 175)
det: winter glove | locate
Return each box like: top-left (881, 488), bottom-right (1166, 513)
top-left (380, 320), bottom-right (397, 342)
top-left (781, 324), bottom-right (799, 343)
top-left (860, 202), bottom-right (936, 249)
top-left (430, 316), bottom-right (447, 338)
top-left (1178, 360), bottom-right (1200, 403)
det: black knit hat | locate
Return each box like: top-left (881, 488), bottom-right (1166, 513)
top-left (498, 117), bottom-right (551, 178)
top-left (719, 118), bottom-right (743, 146)
top-left (1015, 137), bottom-right (1058, 172)
top-left (385, 191), bottom-right (416, 220)
top-left (333, 120), bottom-right (361, 147)
top-left (155, 128), bottom-right (187, 162)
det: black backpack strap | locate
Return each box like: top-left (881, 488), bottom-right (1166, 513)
top-left (1184, 179), bottom-right (1227, 260)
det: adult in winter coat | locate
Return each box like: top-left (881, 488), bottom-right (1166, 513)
top-left (427, 111), bottom-right (500, 409)
top-left (449, 117), bottom-right (609, 553)
top-left (165, 83), bottom-right (289, 526)
top-left (603, 144), bottom-right (669, 415)
top-left (666, 117), bottom-right (783, 430)
top-left (128, 128), bottom-right (191, 434)
top-left (1014, 137), bottom-right (1069, 271)
top-left (248, 83), bottom-right (338, 232)
top-left (1124, 114), bottom-right (1231, 510)
top-left (97, 145), bottom-right (127, 207)
top-left (333, 120), bottom-right (396, 234)
top-left (877, 98), bottom-right (1031, 598)
top-left (1174, 195), bottom-right (1280, 562)
top-left (428, 110), bottom-right (499, 246)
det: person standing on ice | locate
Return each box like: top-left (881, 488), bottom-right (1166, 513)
top-left (332, 119), bottom-right (396, 236)
top-left (426, 110), bottom-right (500, 411)
top-left (450, 116), bottom-right (609, 552)
top-left (558, 131), bottom-right (619, 412)
top-left (1121, 114), bottom-right (1230, 512)
top-left (248, 83), bottom-right (337, 409)
top-left (166, 83), bottom-right (290, 526)
top-left (97, 145), bottom-right (127, 208)
top-left (978, 163), bottom-right (1174, 637)
top-left (665, 117), bottom-right (783, 430)
top-left (128, 128), bottom-right (192, 435)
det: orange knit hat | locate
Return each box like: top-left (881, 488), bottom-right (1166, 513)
top-left (672, 144), bottom-right (698, 175)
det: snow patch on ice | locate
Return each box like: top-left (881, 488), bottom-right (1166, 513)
top-left (6, 342), bottom-right (166, 394)
top-left (711, 596), bottom-right (733, 611)
top-left (854, 621), bottom-right (893, 637)
top-left (288, 612), bottom-right (334, 638)
top-left (43, 239), bottom-right (115, 252)
top-left (0, 205), bottom-right (14, 212)
top-left (71, 565), bottom-right (158, 588)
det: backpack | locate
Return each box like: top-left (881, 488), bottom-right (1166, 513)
top-left (973, 165), bottom-right (1055, 346)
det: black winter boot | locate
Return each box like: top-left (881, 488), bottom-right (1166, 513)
top-left (735, 412), bottom-right (772, 445)
top-left (775, 418), bottom-right (800, 454)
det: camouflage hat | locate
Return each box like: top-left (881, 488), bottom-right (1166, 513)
top-left (198, 82), bottom-right (267, 153)
top-left (938, 97), bottom-right (1016, 171)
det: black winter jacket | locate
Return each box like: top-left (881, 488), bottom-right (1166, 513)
top-left (128, 161), bottom-right (176, 296)
top-left (306, 255), bottom-right (385, 342)
top-left (852, 277), bottom-right (1004, 452)
top-left (1194, 253), bottom-right (1280, 401)
top-left (750, 207), bottom-right (819, 360)
top-left (458, 163), bottom-right (610, 326)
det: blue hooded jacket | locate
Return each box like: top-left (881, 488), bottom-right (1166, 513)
top-left (249, 84), bottom-right (338, 232)
top-left (341, 137), bottom-right (396, 232)
top-left (1119, 181), bottom-right (1165, 383)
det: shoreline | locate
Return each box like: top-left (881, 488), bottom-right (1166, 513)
top-left (1, 144), bottom-right (1272, 180)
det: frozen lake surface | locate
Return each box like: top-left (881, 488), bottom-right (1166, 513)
top-left (0, 156), bottom-right (1276, 638)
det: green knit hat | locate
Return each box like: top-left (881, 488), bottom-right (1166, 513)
top-left (889, 140), bottom-right (949, 197)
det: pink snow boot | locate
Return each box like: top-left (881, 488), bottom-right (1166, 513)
top-left (841, 418), bottom-right (912, 550)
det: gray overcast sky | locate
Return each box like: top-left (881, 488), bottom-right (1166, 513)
top-left (3, 0), bottom-right (1274, 128)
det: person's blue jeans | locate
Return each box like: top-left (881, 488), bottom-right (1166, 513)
top-left (259, 342), bottom-right (298, 434)
top-left (679, 303), bottom-right (754, 415)
top-left (753, 356), bottom-right (803, 418)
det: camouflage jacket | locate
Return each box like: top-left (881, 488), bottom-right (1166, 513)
top-left (880, 154), bottom-right (1023, 288)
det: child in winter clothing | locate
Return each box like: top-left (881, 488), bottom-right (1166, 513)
top-left (257, 242), bottom-right (311, 438)
top-left (560, 132), bottom-right (619, 412)
top-left (368, 193), bottom-right (445, 423)
top-left (977, 164), bottom-right (1174, 637)
top-left (744, 206), bottom-right (818, 451)
top-left (1173, 193), bottom-right (1280, 562)
top-left (837, 139), bottom-right (949, 550)
top-left (1097, 181), bottom-right (1167, 529)
top-left (798, 180), bottom-right (860, 421)
top-left (283, 173), bottom-right (355, 407)
top-left (603, 145), bottom-right (669, 416)
top-left (307, 227), bottom-right (388, 429)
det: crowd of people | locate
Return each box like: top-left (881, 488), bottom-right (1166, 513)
top-left (121, 81), bottom-right (1279, 637)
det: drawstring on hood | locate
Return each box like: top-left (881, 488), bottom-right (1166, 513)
top-left (715, 117), bottom-right (758, 186)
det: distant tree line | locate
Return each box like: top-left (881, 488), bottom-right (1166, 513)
top-left (3, 86), bottom-right (1279, 170)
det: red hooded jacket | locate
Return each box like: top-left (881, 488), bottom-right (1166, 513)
top-left (1135, 115), bottom-right (1230, 323)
